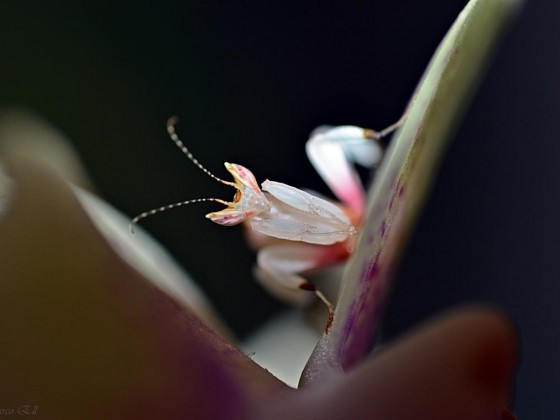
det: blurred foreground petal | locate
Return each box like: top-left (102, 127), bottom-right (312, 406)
top-left (74, 187), bottom-right (231, 336)
top-left (270, 307), bottom-right (517, 420)
top-left (0, 154), bottom-right (282, 417)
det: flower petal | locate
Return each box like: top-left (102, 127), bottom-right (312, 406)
top-left (0, 109), bottom-right (91, 187)
top-left (0, 151), bottom-right (284, 416)
top-left (272, 308), bottom-right (517, 419)
top-left (304, 0), bottom-right (522, 382)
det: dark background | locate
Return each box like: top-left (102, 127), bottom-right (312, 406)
top-left (1, 1), bottom-right (559, 417)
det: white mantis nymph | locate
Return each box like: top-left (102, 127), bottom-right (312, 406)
top-left (131, 116), bottom-right (403, 330)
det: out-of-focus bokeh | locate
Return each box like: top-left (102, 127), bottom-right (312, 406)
top-left (1, 1), bottom-right (559, 417)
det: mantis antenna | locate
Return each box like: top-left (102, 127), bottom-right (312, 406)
top-left (128, 117), bottom-right (236, 234)
top-left (129, 197), bottom-right (230, 234)
top-left (166, 116), bottom-right (235, 187)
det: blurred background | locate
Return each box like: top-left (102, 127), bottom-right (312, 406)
top-left (1, 0), bottom-right (558, 417)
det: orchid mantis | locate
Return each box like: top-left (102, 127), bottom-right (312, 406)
top-left (131, 116), bottom-right (403, 328)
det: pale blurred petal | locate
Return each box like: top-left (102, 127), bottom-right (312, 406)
top-left (75, 187), bottom-right (231, 336)
top-left (0, 161), bottom-right (13, 220)
top-left (243, 311), bottom-right (321, 388)
top-left (0, 109), bottom-right (91, 187)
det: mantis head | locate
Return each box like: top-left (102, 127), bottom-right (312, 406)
top-left (129, 118), bottom-right (271, 232)
top-left (205, 162), bottom-right (271, 226)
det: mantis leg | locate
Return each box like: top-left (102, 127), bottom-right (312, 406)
top-left (255, 242), bottom-right (348, 323)
top-left (305, 118), bottom-right (405, 218)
